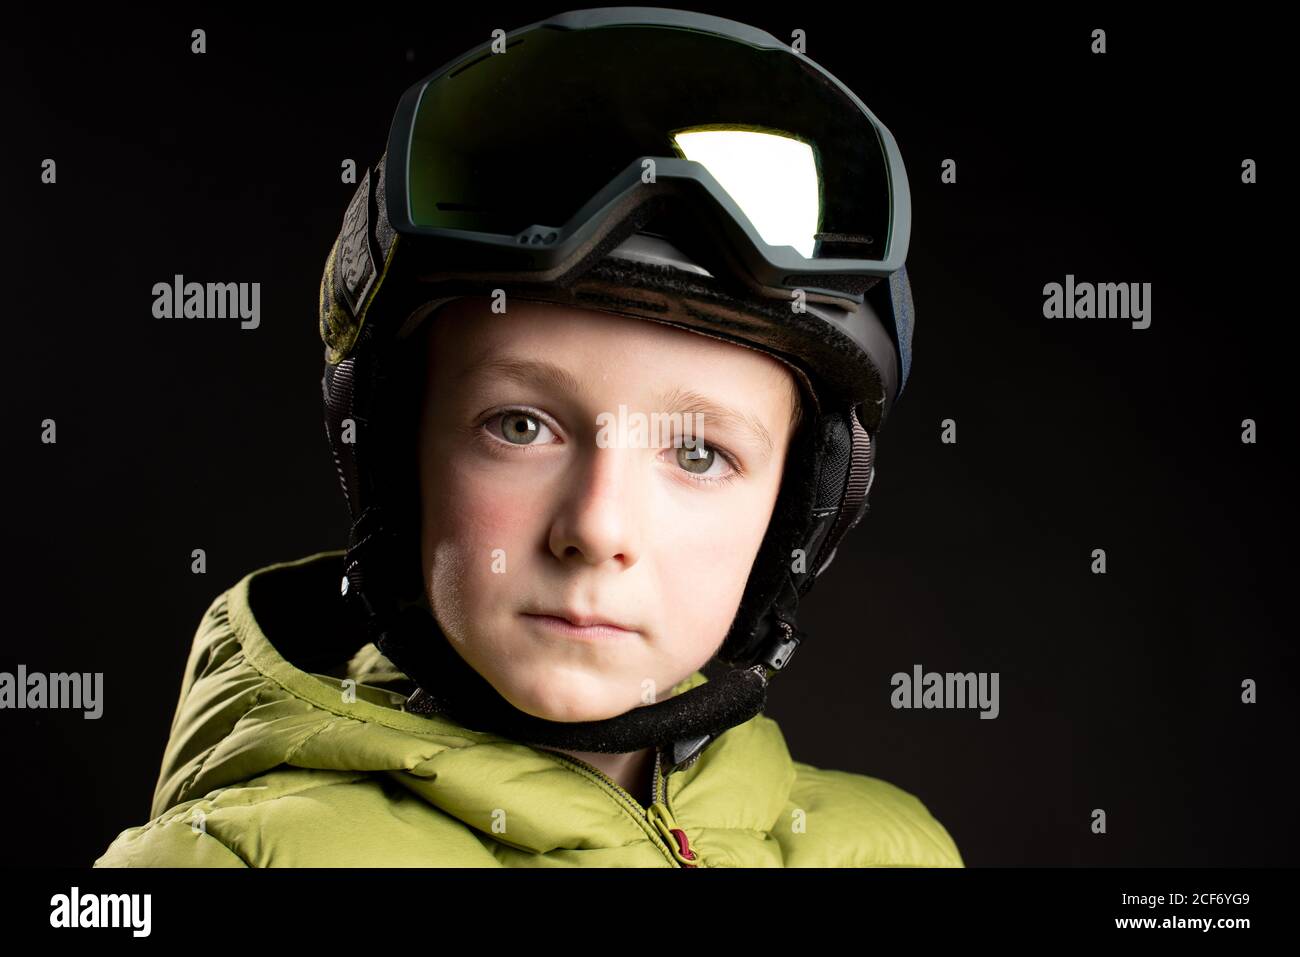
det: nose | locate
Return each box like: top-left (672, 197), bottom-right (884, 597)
top-left (547, 445), bottom-right (643, 569)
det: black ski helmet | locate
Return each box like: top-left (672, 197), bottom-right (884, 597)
top-left (319, 8), bottom-right (917, 769)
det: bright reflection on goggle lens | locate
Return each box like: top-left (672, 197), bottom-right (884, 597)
top-left (672, 129), bottom-right (820, 258)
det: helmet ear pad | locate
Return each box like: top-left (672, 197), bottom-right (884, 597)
top-left (340, 321), bottom-right (438, 619)
top-left (717, 406), bottom-right (857, 666)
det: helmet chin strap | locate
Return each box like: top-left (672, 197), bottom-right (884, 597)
top-left (369, 599), bottom-right (782, 770)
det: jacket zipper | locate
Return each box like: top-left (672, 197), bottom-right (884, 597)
top-left (536, 745), bottom-right (699, 867)
top-left (649, 745), bottom-right (698, 867)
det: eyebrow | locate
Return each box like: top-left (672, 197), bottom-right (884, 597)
top-left (458, 355), bottom-right (775, 458)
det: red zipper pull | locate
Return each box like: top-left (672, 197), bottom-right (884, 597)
top-left (670, 828), bottom-right (698, 867)
top-left (649, 801), bottom-right (698, 867)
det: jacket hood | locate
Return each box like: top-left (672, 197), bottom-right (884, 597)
top-left (137, 549), bottom-right (962, 867)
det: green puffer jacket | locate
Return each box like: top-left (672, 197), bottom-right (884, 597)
top-left (95, 551), bottom-right (964, 868)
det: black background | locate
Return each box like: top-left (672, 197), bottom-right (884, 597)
top-left (4, 6), bottom-right (1293, 867)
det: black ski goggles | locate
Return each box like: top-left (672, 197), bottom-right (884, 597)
top-left (383, 8), bottom-right (911, 303)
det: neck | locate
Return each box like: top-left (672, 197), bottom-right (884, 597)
top-left (553, 745), bottom-right (658, 805)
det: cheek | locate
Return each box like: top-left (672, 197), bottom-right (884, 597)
top-left (652, 485), bottom-right (778, 650)
top-left (421, 432), bottom-right (532, 549)
top-left (672, 478), bottom-right (777, 570)
top-left (419, 443), bottom-right (535, 631)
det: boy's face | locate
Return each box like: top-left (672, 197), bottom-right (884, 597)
top-left (416, 297), bottom-right (800, 723)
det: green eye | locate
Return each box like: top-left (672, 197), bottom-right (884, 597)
top-left (672, 438), bottom-right (739, 485)
top-left (677, 438), bottom-right (715, 474)
top-left (498, 412), bottom-right (542, 445)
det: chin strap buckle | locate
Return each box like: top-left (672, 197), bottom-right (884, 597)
top-left (667, 734), bottom-right (713, 771)
top-left (758, 616), bottom-right (802, 674)
top-left (405, 688), bottom-right (439, 716)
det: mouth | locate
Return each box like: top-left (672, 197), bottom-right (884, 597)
top-left (520, 609), bottom-right (640, 641)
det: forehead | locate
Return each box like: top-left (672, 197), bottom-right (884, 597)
top-left (421, 296), bottom-right (801, 441)
top-left (427, 297), bottom-right (793, 385)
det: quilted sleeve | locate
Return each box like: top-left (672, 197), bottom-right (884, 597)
top-left (93, 809), bottom-right (249, 868)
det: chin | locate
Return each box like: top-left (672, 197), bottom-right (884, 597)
top-left (496, 672), bottom-right (633, 724)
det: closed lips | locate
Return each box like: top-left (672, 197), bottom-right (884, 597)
top-left (526, 610), bottom-right (637, 631)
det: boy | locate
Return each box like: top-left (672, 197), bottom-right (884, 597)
top-left (413, 295), bottom-right (805, 803)
top-left (96, 8), bottom-right (962, 867)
